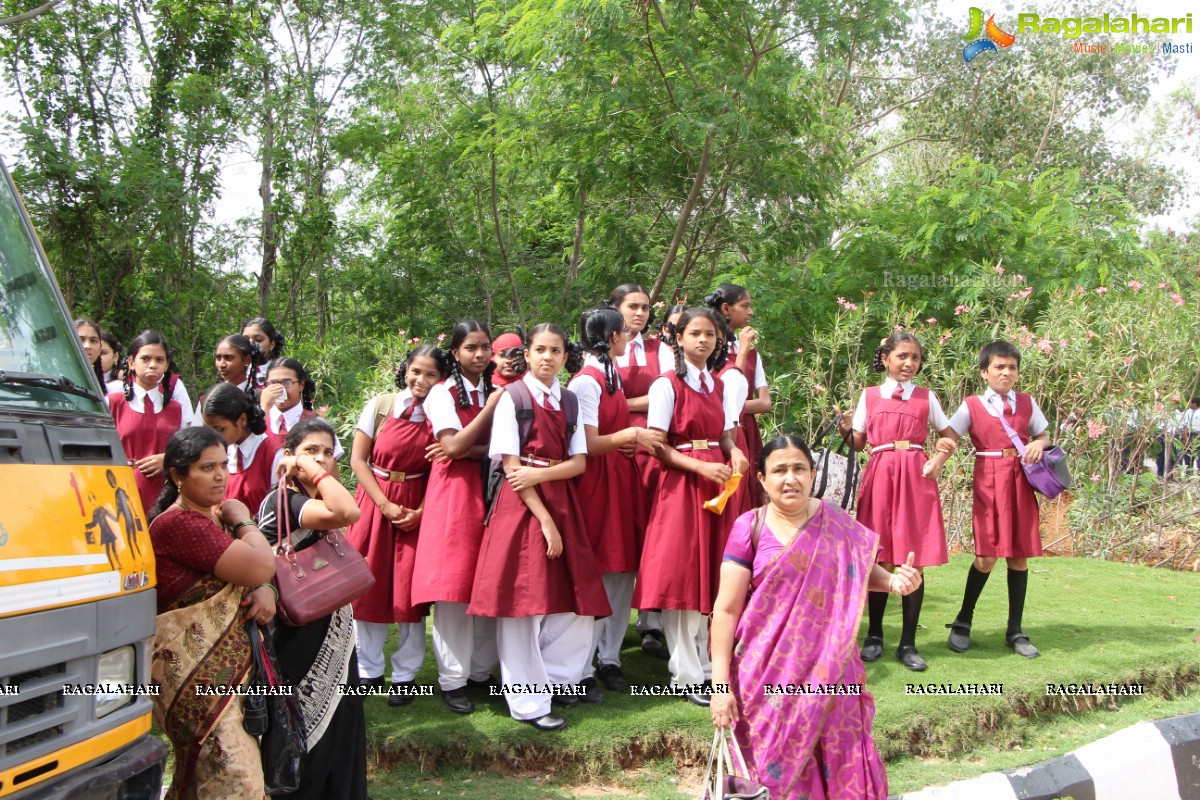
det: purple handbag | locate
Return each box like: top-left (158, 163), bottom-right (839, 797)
top-left (702, 729), bottom-right (769, 800)
top-left (993, 402), bottom-right (1072, 499)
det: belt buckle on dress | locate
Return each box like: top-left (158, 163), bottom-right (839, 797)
top-left (391, 470), bottom-right (407, 482)
top-left (691, 439), bottom-right (710, 450)
top-left (893, 440), bottom-right (911, 451)
top-left (1001, 448), bottom-right (1018, 458)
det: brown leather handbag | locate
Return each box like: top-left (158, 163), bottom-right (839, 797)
top-left (272, 481), bottom-right (375, 626)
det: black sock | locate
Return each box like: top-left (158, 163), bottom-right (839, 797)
top-left (866, 591), bottom-right (888, 639)
top-left (1006, 568), bottom-right (1028, 636)
top-left (899, 584), bottom-right (924, 648)
top-left (957, 565), bottom-right (991, 625)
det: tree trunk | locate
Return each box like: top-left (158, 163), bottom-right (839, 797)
top-left (258, 62), bottom-right (276, 313)
top-left (649, 128), bottom-right (715, 302)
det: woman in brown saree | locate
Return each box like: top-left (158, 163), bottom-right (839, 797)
top-left (148, 426), bottom-right (277, 799)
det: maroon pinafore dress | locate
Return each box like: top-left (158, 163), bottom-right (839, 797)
top-left (346, 399), bottom-right (433, 623)
top-left (410, 383), bottom-right (489, 606)
top-left (855, 386), bottom-right (948, 567)
top-left (618, 340), bottom-right (665, 532)
top-left (570, 366), bottom-right (645, 574)
top-left (109, 390), bottom-right (183, 516)
top-left (733, 345), bottom-right (765, 504)
top-left (224, 434), bottom-right (280, 515)
top-left (633, 372), bottom-right (730, 615)
top-left (467, 393), bottom-right (610, 618)
top-left (966, 394), bottom-right (1042, 558)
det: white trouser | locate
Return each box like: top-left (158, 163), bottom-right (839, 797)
top-left (636, 609), bottom-right (663, 633)
top-left (355, 620), bottom-right (426, 683)
top-left (431, 601), bottom-right (499, 691)
top-left (497, 613), bottom-right (593, 720)
top-left (584, 573), bottom-right (636, 678)
top-left (661, 609), bottom-right (711, 688)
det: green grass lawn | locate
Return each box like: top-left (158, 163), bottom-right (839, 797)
top-left (365, 553), bottom-right (1200, 798)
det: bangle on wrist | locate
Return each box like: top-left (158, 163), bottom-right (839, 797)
top-left (257, 582), bottom-right (279, 601)
top-left (314, 472), bottom-right (332, 487)
top-left (233, 519), bottom-right (258, 535)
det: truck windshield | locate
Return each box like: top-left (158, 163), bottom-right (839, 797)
top-left (0, 166), bottom-right (105, 414)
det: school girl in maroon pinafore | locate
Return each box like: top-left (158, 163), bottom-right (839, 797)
top-left (705, 283), bottom-right (770, 504)
top-left (635, 370), bottom-right (730, 615)
top-left (573, 361), bottom-right (644, 575)
top-left (346, 347), bottom-right (446, 693)
top-left (410, 380), bottom-right (488, 607)
top-left (202, 382), bottom-right (280, 515)
top-left (468, 384), bottom-right (609, 621)
top-left (568, 308), bottom-right (667, 694)
top-left (347, 397), bottom-right (434, 624)
top-left (111, 391), bottom-right (181, 517)
top-left (856, 387), bottom-right (948, 566)
top-left (469, 325), bottom-right (610, 729)
top-left (845, 333), bottom-right (956, 672)
top-left (408, 321), bottom-right (500, 712)
top-left (108, 331), bottom-right (187, 517)
top-left (635, 308), bottom-right (749, 695)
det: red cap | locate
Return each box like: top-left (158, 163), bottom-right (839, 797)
top-left (492, 333), bottom-right (523, 351)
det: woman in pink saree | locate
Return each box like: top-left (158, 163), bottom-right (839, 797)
top-left (710, 435), bottom-right (922, 799)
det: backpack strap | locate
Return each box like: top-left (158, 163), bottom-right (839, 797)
top-left (505, 380), bottom-right (536, 448)
top-left (372, 393), bottom-right (398, 438)
top-left (560, 388), bottom-right (579, 440)
top-left (749, 505), bottom-right (767, 551)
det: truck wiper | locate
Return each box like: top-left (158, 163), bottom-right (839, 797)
top-left (0, 370), bottom-right (104, 403)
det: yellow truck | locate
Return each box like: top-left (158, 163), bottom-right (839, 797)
top-left (0, 158), bottom-right (166, 798)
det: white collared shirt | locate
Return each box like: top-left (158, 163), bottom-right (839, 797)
top-left (354, 390), bottom-right (426, 438)
top-left (647, 362), bottom-right (731, 432)
top-left (568, 354), bottom-right (622, 429)
top-left (120, 378), bottom-right (195, 427)
top-left (425, 376), bottom-right (487, 436)
top-left (227, 432), bottom-right (283, 483)
top-left (729, 338), bottom-right (768, 390)
top-left (490, 373), bottom-right (587, 458)
top-left (851, 378), bottom-right (951, 433)
top-left (271, 403), bottom-right (346, 458)
top-left (948, 388), bottom-right (1049, 437)
top-left (614, 332), bottom-right (673, 373)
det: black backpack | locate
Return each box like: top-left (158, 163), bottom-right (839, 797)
top-left (483, 380), bottom-right (580, 523)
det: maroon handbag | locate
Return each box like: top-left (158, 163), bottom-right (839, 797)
top-left (272, 482), bottom-right (375, 626)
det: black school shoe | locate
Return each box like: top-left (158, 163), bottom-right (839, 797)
top-left (1006, 631), bottom-right (1040, 658)
top-left (860, 636), bottom-right (884, 662)
top-left (946, 620), bottom-right (972, 653)
top-left (522, 712), bottom-right (567, 731)
top-left (597, 664), bottom-right (630, 692)
top-left (641, 630), bottom-right (670, 660)
top-left (466, 674), bottom-right (502, 691)
top-left (577, 677), bottom-right (606, 703)
top-left (442, 686), bottom-right (474, 714)
top-left (388, 680), bottom-right (416, 707)
top-left (895, 645), bottom-right (927, 672)
top-left (359, 675), bottom-right (386, 689)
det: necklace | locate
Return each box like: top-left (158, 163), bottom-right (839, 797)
top-left (767, 500), bottom-right (814, 546)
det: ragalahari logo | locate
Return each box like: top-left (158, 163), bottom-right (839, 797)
top-left (962, 7), bottom-right (1016, 63)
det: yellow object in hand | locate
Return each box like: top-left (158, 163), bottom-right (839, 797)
top-left (703, 473), bottom-right (743, 515)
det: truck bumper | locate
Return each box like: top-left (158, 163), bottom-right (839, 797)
top-left (18, 736), bottom-right (167, 800)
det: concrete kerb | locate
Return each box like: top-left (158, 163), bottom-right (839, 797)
top-left (894, 711), bottom-right (1200, 800)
